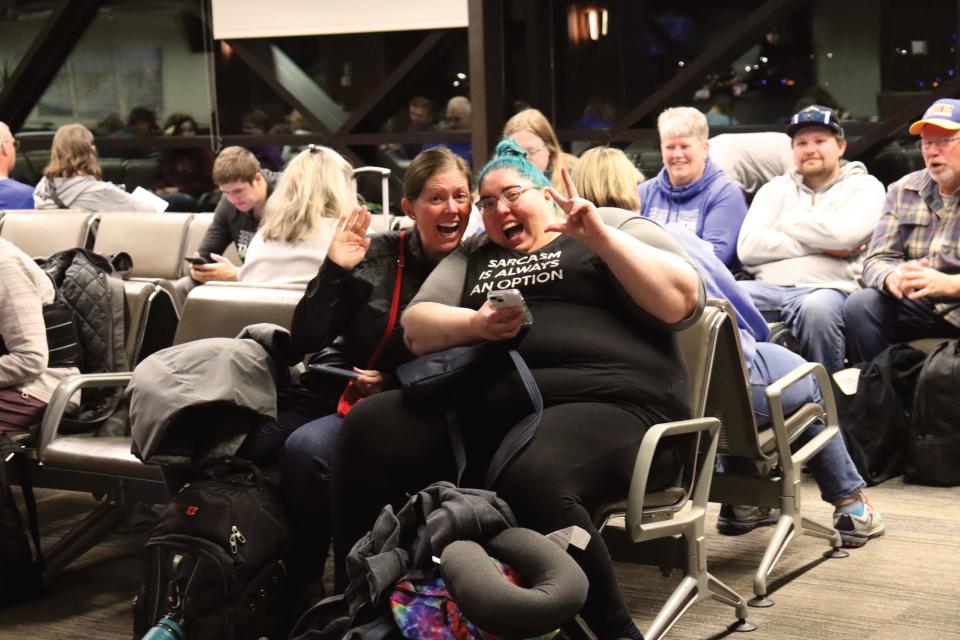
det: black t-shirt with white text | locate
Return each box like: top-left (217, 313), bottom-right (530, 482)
top-left (460, 233), bottom-right (690, 423)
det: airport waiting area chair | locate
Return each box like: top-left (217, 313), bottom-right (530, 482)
top-left (0, 210), bottom-right (96, 257)
top-left (705, 299), bottom-right (846, 607)
top-left (18, 283), bottom-right (304, 580)
top-left (592, 302), bottom-right (755, 640)
top-left (92, 212), bottom-right (194, 281)
top-left (181, 212), bottom-right (242, 277)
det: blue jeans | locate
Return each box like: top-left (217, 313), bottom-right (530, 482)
top-left (161, 407), bottom-right (316, 493)
top-left (739, 280), bottom-right (848, 373)
top-left (278, 413), bottom-right (344, 580)
top-left (721, 341), bottom-right (865, 504)
top-left (843, 287), bottom-right (960, 364)
top-left (235, 407), bottom-right (318, 465)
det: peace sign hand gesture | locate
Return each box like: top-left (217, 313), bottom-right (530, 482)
top-left (327, 206), bottom-right (372, 270)
top-left (544, 168), bottom-right (609, 251)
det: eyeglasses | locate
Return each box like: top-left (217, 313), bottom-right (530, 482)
top-left (476, 185), bottom-right (535, 215)
top-left (524, 144), bottom-right (545, 157)
top-left (916, 137), bottom-right (960, 151)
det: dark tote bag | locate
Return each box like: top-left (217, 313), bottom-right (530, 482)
top-left (396, 343), bottom-right (543, 488)
top-left (835, 344), bottom-right (926, 486)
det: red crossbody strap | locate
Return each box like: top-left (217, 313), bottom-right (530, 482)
top-left (364, 230), bottom-right (406, 369)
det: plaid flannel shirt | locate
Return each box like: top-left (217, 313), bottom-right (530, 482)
top-left (862, 169), bottom-right (960, 327)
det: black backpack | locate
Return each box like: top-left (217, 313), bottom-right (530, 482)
top-left (133, 458), bottom-right (294, 639)
top-left (907, 340), bottom-right (960, 486)
top-left (0, 432), bottom-right (45, 605)
top-left (835, 344), bottom-right (927, 485)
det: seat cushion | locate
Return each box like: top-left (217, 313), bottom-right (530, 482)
top-left (42, 435), bottom-right (164, 481)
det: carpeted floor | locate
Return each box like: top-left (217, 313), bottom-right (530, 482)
top-left (2, 475), bottom-right (959, 639)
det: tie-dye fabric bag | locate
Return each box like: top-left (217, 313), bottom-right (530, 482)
top-left (389, 557), bottom-right (557, 640)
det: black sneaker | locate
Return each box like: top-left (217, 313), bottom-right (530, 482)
top-left (716, 504), bottom-right (781, 536)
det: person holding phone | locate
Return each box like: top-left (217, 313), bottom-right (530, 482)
top-left (330, 140), bottom-right (703, 640)
top-left (276, 147), bottom-right (473, 589)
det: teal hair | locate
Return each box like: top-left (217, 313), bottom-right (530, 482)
top-left (476, 139), bottom-right (552, 190)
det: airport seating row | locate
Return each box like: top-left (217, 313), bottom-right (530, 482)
top-left (0, 210), bottom-right (851, 635)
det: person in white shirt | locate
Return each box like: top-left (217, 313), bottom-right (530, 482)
top-left (238, 145), bottom-right (358, 284)
top-left (737, 106), bottom-right (886, 372)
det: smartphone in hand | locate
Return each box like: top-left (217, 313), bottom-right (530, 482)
top-left (308, 364), bottom-right (360, 380)
top-left (487, 288), bottom-right (533, 326)
top-left (183, 256), bottom-right (209, 266)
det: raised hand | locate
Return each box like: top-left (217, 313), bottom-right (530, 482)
top-left (326, 206), bottom-right (372, 270)
top-left (544, 167), bottom-right (608, 250)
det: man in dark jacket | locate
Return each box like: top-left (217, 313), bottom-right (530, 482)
top-left (176, 146), bottom-right (278, 301)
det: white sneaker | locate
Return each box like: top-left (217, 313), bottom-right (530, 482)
top-left (833, 496), bottom-right (885, 548)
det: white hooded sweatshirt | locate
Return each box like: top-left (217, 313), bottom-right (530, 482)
top-left (737, 160), bottom-right (886, 291)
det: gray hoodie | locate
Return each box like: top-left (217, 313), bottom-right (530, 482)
top-left (33, 175), bottom-right (155, 212)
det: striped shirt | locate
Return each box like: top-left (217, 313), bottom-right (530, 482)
top-left (862, 169), bottom-right (960, 327)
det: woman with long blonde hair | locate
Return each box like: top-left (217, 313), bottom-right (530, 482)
top-left (502, 108), bottom-right (578, 193)
top-left (34, 123), bottom-right (154, 212)
top-left (238, 144), bottom-right (356, 283)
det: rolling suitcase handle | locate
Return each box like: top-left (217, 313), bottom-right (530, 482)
top-left (352, 166), bottom-right (391, 219)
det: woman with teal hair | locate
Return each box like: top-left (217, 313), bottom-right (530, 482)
top-left (330, 140), bottom-right (704, 639)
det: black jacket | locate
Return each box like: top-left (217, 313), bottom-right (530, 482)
top-left (291, 229), bottom-right (435, 381)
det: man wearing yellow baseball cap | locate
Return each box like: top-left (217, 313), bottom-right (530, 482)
top-left (844, 98), bottom-right (960, 362)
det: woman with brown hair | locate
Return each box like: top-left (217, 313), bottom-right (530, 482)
top-left (502, 107), bottom-right (578, 193)
top-left (264, 147), bottom-right (475, 587)
top-left (34, 123), bottom-right (154, 212)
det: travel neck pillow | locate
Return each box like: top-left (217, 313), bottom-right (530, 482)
top-left (440, 527), bottom-right (589, 637)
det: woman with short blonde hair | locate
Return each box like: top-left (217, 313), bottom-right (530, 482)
top-left (571, 147), bottom-right (644, 211)
top-left (657, 106), bottom-right (710, 141)
top-left (238, 145), bottom-right (356, 283)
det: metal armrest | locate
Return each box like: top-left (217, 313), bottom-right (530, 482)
top-left (626, 417), bottom-right (720, 542)
top-left (39, 372), bottom-right (132, 457)
top-left (764, 360), bottom-right (840, 471)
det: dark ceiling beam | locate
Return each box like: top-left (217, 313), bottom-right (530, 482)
top-left (845, 79), bottom-right (960, 160)
top-left (0, 0), bottom-right (104, 130)
top-left (468, 0), bottom-right (505, 169)
top-left (228, 39), bottom-right (345, 138)
top-left (227, 39), bottom-right (368, 165)
top-left (334, 30), bottom-right (450, 136)
top-left (609, 0), bottom-right (809, 139)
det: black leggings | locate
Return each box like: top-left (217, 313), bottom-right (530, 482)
top-left (330, 389), bottom-right (664, 639)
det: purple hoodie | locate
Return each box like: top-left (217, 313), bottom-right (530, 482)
top-left (638, 157), bottom-right (747, 269)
